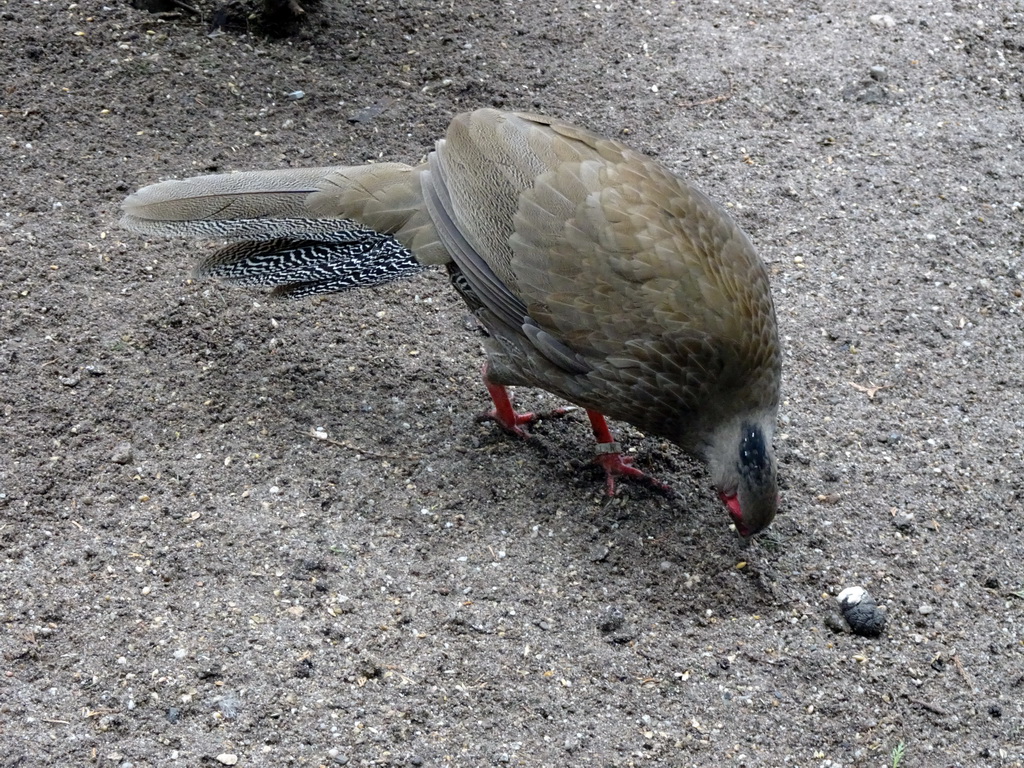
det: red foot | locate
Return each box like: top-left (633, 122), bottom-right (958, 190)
top-left (588, 410), bottom-right (672, 496)
top-left (477, 367), bottom-right (668, 496)
top-left (479, 364), bottom-right (571, 438)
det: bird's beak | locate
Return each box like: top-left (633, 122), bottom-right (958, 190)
top-left (718, 490), bottom-right (751, 537)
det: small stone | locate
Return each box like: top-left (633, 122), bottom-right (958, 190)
top-left (892, 513), bottom-right (915, 532)
top-left (868, 13), bottom-right (896, 28)
top-left (855, 83), bottom-right (889, 104)
top-left (217, 695), bottom-right (241, 719)
top-left (837, 586), bottom-right (887, 637)
top-left (597, 605), bottom-right (626, 634)
top-left (824, 612), bottom-right (848, 634)
top-left (110, 442), bottom-right (133, 465)
top-left (215, 755), bottom-right (238, 766)
top-left (869, 65), bottom-right (888, 81)
top-left (918, 604), bottom-right (934, 615)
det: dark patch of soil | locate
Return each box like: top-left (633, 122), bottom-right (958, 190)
top-left (2, 0), bottom-right (1023, 765)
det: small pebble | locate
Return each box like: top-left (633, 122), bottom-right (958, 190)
top-left (892, 513), bottom-right (915, 532)
top-left (597, 605), bottom-right (626, 634)
top-left (868, 13), bottom-right (896, 28)
top-left (217, 695), bottom-right (241, 719)
top-left (215, 755), bottom-right (238, 766)
top-left (837, 586), bottom-right (887, 637)
top-left (110, 442), bottom-right (133, 465)
top-left (869, 65), bottom-right (888, 81)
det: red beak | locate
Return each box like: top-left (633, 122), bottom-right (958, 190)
top-left (718, 491), bottom-right (750, 537)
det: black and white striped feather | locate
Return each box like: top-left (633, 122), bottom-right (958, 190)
top-left (193, 219), bottom-right (423, 298)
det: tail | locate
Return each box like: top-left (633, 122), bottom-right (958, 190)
top-left (196, 227), bottom-right (425, 298)
top-left (120, 163), bottom-right (448, 296)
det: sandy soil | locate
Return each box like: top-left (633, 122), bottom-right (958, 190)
top-left (2, 0), bottom-right (1023, 765)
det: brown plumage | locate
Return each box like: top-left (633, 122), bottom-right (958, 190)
top-left (121, 109), bottom-right (782, 536)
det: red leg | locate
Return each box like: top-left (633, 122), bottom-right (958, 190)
top-left (480, 373), bottom-right (537, 438)
top-left (477, 364), bottom-right (571, 438)
top-left (587, 410), bottom-right (672, 496)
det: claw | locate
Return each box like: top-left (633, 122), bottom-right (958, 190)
top-left (477, 403), bottom-right (575, 438)
top-left (594, 450), bottom-right (673, 496)
top-left (476, 407), bottom-right (538, 438)
top-left (480, 363), bottom-right (572, 437)
top-left (479, 365), bottom-right (669, 496)
top-left (588, 410), bottom-right (672, 496)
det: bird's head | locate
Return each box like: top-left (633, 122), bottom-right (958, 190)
top-left (706, 419), bottom-right (778, 537)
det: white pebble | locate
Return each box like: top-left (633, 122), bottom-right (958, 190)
top-left (837, 586), bottom-right (867, 606)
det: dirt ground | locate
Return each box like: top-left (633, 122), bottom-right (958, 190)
top-left (2, 0), bottom-right (1023, 765)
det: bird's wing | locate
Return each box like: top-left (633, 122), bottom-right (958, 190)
top-left (515, 126), bottom-right (777, 393)
top-left (437, 110), bottom-right (778, 404)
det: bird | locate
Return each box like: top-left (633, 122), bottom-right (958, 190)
top-left (121, 108), bottom-right (782, 536)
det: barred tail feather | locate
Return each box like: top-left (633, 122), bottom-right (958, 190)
top-left (197, 229), bottom-right (425, 298)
